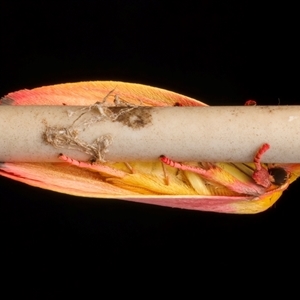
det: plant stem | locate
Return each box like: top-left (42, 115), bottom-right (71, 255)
top-left (1, 105), bottom-right (300, 163)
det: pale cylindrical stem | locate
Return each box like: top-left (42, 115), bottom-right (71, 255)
top-left (1, 105), bottom-right (300, 163)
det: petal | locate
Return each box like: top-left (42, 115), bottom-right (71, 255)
top-left (1, 81), bottom-right (206, 107)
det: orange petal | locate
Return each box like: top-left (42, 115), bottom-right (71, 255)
top-left (1, 81), bottom-right (206, 107)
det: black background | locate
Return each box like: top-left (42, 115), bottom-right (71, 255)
top-left (1, 0), bottom-right (299, 281)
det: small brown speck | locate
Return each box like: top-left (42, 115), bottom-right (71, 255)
top-left (114, 107), bottom-right (152, 129)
